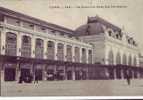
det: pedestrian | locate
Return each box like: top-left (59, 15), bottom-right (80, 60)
top-left (126, 74), bottom-right (131, 85)
top-left (34, 74), bottom-right (39, 84)
top-left (18, 76), bottom-right (23, 84)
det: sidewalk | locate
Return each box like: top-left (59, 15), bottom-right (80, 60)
top-left (1, 79), bottom-right (143, 96)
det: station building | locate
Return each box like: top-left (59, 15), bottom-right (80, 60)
top-left (0, 7), bottom-right (142, 82)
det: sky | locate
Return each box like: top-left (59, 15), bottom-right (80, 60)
top-left (0, 0), bottom-right (143, 53)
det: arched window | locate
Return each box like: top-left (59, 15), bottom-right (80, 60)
top-left (88, 50), bottom-right (92, 63)
top-left (66, 45), bottom-right (72, 62)
top-left (35, 38), bottom-right (44, 59)
top-left (108, 30), bottom-right (112, 36)
top-left (108, 50), bottom-right (114, 65)
top-left (47, 41), bottom-right (55, 60)
top-left (74, 47), bottom-right (80, 62)
top-left (5, 32), bottom-right (17, 56)
top-left (82, 48), bottom-right (86, 63)
top-left (133, 56), bottom-right (137, 66)
top-left (116, 52), bottom-right (121, 64)
top-left (123, 54), bottom-right (127, 65)
top-left (128, 54), bottom-right (132, 66)
top-left (21, 35), bottom-right (31, 57)
top-left (57, 43), bottom-right (64, 61)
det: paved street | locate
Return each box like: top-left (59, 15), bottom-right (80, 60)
top-left (1, 79), bottom-right (143, 96)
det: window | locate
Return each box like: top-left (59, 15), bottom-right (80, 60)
top-left (6, 32), bottom-right (17, 56)
top-left (23, 36), bottom-right (29, 43)
top-left (7, 32), bottom-right (17, 42)
top-left (36, 39), bottom-right (43, 47)
top-left (48, 41), bottom-right (54, 47)
top-left (58, 44), bottom-right (63, 49)
top-left (108, 30), bottom-right (112, 36)
top-left (116, 34), bottom-right (119, 39)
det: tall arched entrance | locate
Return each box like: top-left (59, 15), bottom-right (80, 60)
top-left (133, 56), bottom-right (138, 78)
top-left (47, 41), bottom-right (55, 60)
top-left (108, 50), bottom-right (114, 65)
top-left (35, 38), bottom-right (44, 59)
top-left (108, 50), bottom-right (115, 79)
top-left (123, 54), bottom-right (127, 65)
top-left (74, 47), bottom-right (80, 62)
top-left (116, 52), bottom-right (121, 64)
top-left (128, 54), bottom-right (132, 66)
top-left (81, 48), bottom-right (86, 63)
top-left (122, 54), bottom-right (127, 79)
top-left (21, 35), bottom-right (31, 57)
top-left (88, 50), bottom-right (92, 64)
top-left (128, 54), bottom-right (133, 78)
top-left (115, 52), bottom-right (122, 79)
top-left (133, 56), bottom-right (137, 66)
top-left (5, 32), bottom-right (17, 56)
top-left (4, 32), bottom-right (17, 81)
top-left (66, 45), bottom-right (72, 62)
top-left (57, 43), bottom-right (64, 61)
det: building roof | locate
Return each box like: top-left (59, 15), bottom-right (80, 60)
top-left (75, 16), bottom-right (121, 36)
top-left (0, 7), bottom-right (74, 35)
top-left (75, 22), bottom-right (105, 36)
top-left (88, 16), bottom-right (121, 31)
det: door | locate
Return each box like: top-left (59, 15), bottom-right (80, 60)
top-left (4, 68), bottom-right (16, 81)
top-left (35, 69), bottom-right (43, 81)
top-left (20, 68), bottom-right (31, 82)
top-left (66, 71), bottom-right (72, 80)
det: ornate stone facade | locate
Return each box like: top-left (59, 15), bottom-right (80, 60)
top-left (0, 7), bottom-right (142, 82)
top-left (75, 16), bottom-right (139, 66)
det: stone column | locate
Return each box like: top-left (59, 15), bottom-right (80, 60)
top-left (1, 28), bottom-right (6, 55)
top-left (114, 68), bottom-right (117, 80)
top-left (86, 49), bottom-right (89, 64)
top-left (17, 33), bottom-right (22, 56)
top-left (72, 45), bottom-right (75, 62)
top-left (54, 42), bottom-right (58, 60)
top-left (17, 18), bottom-right (23, 57)
top-left (113, 54), bottom-right (116, 65)
top-left (42, 65), bottom-right (47, 81)
top-left (64, 44), bottom-right (67, 61)
top-left (85, 67), bottom-right (89, 80)
top-left (31, 36), bottom-right (35, 58)
top-left (44, 40), bottom-right (47, 59)
top-left (105, 49), bottom-right (109, 65)
top-left (79, 47), bottom-right (82, 63)
top-left (72, 67), bottom-right (75, 80)
top-left (54, 65), bottom-right (57, 79)
top-left (1, 70), bottom-right (4, 82)
top-left (136, 56), bottom-right (140, 66)
top-left (120, 53), bottom-right (123, 65)
top-left (0, 62), bottom-right (4, 82)
top-left (16, 63), bottom-right (20, 82)
top-left (63, 65), bottom-right (67, 80)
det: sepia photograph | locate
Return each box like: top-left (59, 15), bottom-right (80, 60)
top-left (0, 0), bottom-right (143, 99)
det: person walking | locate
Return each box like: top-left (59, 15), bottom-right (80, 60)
top-left (34, 74), bottom-right (39, 84)
top-left (126, 73), bottom-right (131, 85)
top-left (18, 76), bottom-right (23, 84)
